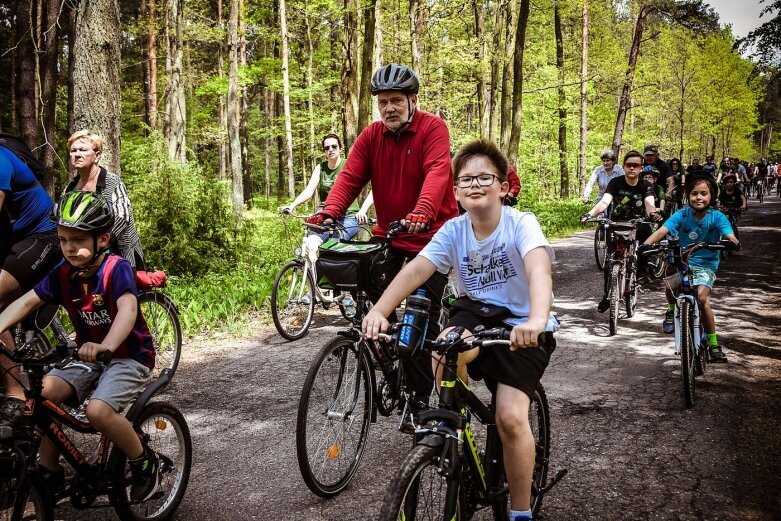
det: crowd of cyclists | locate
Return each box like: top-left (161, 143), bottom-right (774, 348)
top-left (0, 61), bottom-right (775, 520)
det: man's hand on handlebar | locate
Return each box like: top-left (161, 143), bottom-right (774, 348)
top-left (362, 310), bottom-right (390, 340)
top-left (510, 317), bottom-right (547, 350)
top-left (77, 342), bottom-right (113, 364)
top-left (401, 212), bottom-right (429, 233)
top-left (306, 211), bottom-right (335, 228)
top-left (579, 212), bottom-right (593, 223)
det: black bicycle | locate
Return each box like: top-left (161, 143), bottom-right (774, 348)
top-left (377, 327), bottom-right (566, 520)
top-left (0, 338), bottom-right (191, 521)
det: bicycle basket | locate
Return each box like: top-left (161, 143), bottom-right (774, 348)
top-left (316, 238), bottom-right (385, 291)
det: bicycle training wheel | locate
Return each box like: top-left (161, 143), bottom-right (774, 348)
top-left (608, 264), bottom-right (621, 336)
top-left (378, 443), bottom-right (456, 521)
top-left (272, 261), bottom-right (315, 341)
top-left (679, 301), bottom-right (697, 408)
top-left (594, 226), bottom-right (607, 271)
top-left (110, 402), bottom-right (192, 521)
top-left (138, 292), bottom-right (182, 379)
top-left (624, 267), bottom-right (638, 318)
top-left (296, 336), bottom-right (373, 497)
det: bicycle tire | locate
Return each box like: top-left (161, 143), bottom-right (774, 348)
top-left (379, 443), bottom-right (461, 521)
top-left (608, 264), bottom-right (621, 336)
top-left (529, 383), bottom-right (551, 516)
top-left (109, 401), bottom-right (192, 521)
top-left (296, 336), bottom-right (373, 498)
top-left (594, 226), bottom-right (607, 271)
top-left (272, 261), bottom-right (315, 341)
top-left (138, 292), bottom-right (182, 380)
top-left (624, 266), bottom-right (638, 319)
top-left (680, 301), bottom-right (697, 408)
top-left (0, 472), bottom-right (54, 521)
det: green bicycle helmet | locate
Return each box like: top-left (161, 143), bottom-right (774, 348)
top-left (55, 190), bottom-right (114, 233)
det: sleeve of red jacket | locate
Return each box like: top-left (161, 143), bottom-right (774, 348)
top-left (411, 120), bottom-right (453, 223)
top-left (507, 166), bottom-right (521, 196)
top-left (322, 131), bottom-right (372, 219)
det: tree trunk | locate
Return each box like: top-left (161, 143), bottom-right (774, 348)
top-left (142, 0), bottom-right (158, 131)
top-left (217, 0), bottom-right (227, 180)
top-left (279, 0), bottom-right (295, 197)
top-left (611, 4), bottom-right (653, 155)
top-left (555, 1), bottom-right (569, 197)
top-left (506, 0), bottom-right (530, 167)
top-left (487, 2), bottom-right (503, 142)
top-left (499, 0), bottom-right (517, 151)
top-left (164, 0), bottom-right (186, 163)
top-left (39, 0), bottom-right (61, 191)
top-left (264, 86), bottom-right (272, 199)
top-left (228, 0), bottom-right (243, 211)
top-left (579, 0), bottom-right (589, 193)
top-left (473, 0), bottom-right (487, 137)
top-left (357, 0), bottom-right (377, 134)
top-left (409, 0), bottom-right (424, 76)
top-left (304, 0), bottom-right (316, 172)
top-left (372, 0), bottom-right (383, 123)
top-left (239, 0), bottom-right (251, 204)
top-left (341, 0), bottom-right (360, 150)
top-left (72, 0), bottom-right (122, 174)
top-left (66, 3), bottom-right (75, 136)
top-left (15, 0), bottom-right (37, 148)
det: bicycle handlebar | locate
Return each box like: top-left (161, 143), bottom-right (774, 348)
top-left (638, 238), bottom-right (733, 258)
top-left (0, 341), bottom-right (113, 367)
top-left (376, 327), bottom-right (547, 355)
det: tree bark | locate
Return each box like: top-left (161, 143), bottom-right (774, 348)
top-left (499, 0), bottom-right (517, 151)
top-left (40, 0), bottom-right (61, 191)
top-left (164, 0), bottom-right (186, 163)
top-left (611, 4), bottom-right (653, 155)
top-left (487, 1), bottom-right (503, 142)
top-left (341, 0), bottom-right (360, 150)
top-left (357, 0), bottom-right (377, 134)
top-left (72, 0), bottom-right (122, 174)
top-left (506, 0), bottom-right (530, 167)
top-left (372, 0), bottom-right (383, 123)
top-left (279, 0), bottom-right (295, 197)
top-left (228, 0), bottom-right (243, 211)
top-left (409, 0), bottom-right (424, 76)
top-left (473, 0), bottom-right (487, 137)
top-left (66, 2), bottom-right (75, 136)
top-left (141, 0), bottom-right (158, 131)
top-left (239, 0), bottom-right (251, 204)
top-left (579, 0), bottom-right (589, 193)
top-left (15, 0), bottom-right (37, 148)
top-left (304, 0), bottom-right (316, 172)
top-left (217, 0), bottom-right (227, 180)
top-left (555, 1), bottom-right (569, 197)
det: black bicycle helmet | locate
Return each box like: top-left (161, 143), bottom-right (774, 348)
top-left (55, 190), bottom-right (114, 233)
top-left (370, 64), bottom-right (420, 95)
top-left (684, 173), bottom-right (719, 207)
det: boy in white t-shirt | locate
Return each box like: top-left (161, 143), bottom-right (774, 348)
top-left (363, 139), bottom-right (556, 521)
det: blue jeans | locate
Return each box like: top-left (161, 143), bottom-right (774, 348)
top-left (310, 215), bottom-right (360, 241)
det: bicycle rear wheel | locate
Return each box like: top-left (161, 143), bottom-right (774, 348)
top-left (138, 292), bottom-right (182, 379)
top-left (679, 301), bottom-right (697, 408)
top-left (378, 443), bottom-right (460, 521)
top-left (272, 261), bottom-right (315, 341)
top-left (110, 402), bottom-right (192, 521)
top-left (0, 473), bottom-right (53, 521)
top-left (594, 226), bottom-right (607, 271)
top-left (296, 336), bottom-right (373, 497)
top-left (608, 264), bottom-right (621, 336)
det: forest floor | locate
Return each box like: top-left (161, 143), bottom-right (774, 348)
top-left (60, 196), bottom-right (781, 521)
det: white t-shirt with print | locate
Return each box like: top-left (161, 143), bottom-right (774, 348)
top-left (419, 206), bottom-right (557, 329)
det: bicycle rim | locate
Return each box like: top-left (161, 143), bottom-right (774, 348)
top-left (608, 264), bottom-right (621, 336)
top-left (680, 301), bottom-right (696, 408)
top-left (296, 337), bottom-right (373, 497)
top-left (272, 261), bottom-right (315, 341)
top-left (138, 292), bottom-right (182, 379)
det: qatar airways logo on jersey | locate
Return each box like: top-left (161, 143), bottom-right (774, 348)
top-left (79, 309), bottom-right (112, 326)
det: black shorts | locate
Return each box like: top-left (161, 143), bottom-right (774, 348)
top-left (445, 306), bottom-right (553, 399)
top-left (0, 232), bottom-right (62, 292)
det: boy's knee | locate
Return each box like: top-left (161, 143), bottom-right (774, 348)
top-left (86, 399), bottom-right (116, 426)
top-left (495, 406), bottom-right (530, 439)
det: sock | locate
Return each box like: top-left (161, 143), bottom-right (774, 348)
top-left (707, 333), bottom-right (718, 347)
top-left (509, 509), bottom-right (533, 520)
top-left (667, 303), bottom-right (674, 311)
top-left (129, 448), bottom-right (149, 465)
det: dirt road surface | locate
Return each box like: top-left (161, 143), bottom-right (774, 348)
top-left (61, 198), bottom-right (781, 521)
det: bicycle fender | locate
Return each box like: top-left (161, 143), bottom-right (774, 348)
top-left (124, 369), bottom-right (173, 423)
top-left (417, 433), bottom-right (445, 448)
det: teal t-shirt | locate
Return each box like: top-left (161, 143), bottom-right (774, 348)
top-left (663, 207), bottom-right (733, 270)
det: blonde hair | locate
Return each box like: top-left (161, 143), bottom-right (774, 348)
top-left (67, 130), bottom-right (104, 154)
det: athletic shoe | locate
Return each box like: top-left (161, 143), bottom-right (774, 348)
top-left (662, 309), bottom-right (675, 334)
top-left (597, 298), bottom-right (610, 313)
top-left (129, 450), bottom-right (161, 502)
top-left (708, 345), bottom-right (728, 363)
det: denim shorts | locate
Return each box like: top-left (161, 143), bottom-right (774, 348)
top-left (47, 358), bottom-right (150, 412)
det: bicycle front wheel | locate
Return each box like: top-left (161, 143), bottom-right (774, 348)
top-left (138, 292), bottom-right (182, 379)
top-left (624, 265), bottom-right (638, 319)
top-left (379, 443), bottom-right (460, 521)
top-left (529, 384), bottom-right (551, 516)
top-left (679, 301), bottom-right (697, 408)
top-left (272, 261), bottom-right (315, 341)
top-left (296, 336), bottom-right (373, 497)
top-left (608, 264), bottom-right (621, 336)
top-left (594, 226), bottom-right (607, 271)
top-left (110, 402), bottom-right (192, 521)
top-left (0, 473), bottom-right (53, 521)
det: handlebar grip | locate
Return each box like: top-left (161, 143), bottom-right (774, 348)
top-left (96, 350), bottom-right (113, 365)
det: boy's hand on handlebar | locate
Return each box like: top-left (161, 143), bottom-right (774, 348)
top-left (510, 318), bottom-right (547, 350)
top-left (77, 342), bottom-right (112, 364)
top-left (579, 212), bottom-right (592, 223)
top-left (362, 310), bottom-right (390, 340)
top-left (401, 213), bottom-right (429, 233)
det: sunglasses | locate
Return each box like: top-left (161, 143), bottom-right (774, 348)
top-left (323, 144), bottom-right (339, 151)
top-left (624, 162), bottom-right (643, 168)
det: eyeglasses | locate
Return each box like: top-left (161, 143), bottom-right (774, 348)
top-left (323, 144), bottom-right (339, 151)
top-left (624, 162), bottom-right (643, 169)
top-left (456, 174), bottom-right (496, 188)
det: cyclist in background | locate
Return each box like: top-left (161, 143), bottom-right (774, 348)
top-left (642, 166), bottom-right (666, 214)
top-left (640, 174), bottom-right (739, 362)
top-left (718, 173), bottom-right (747, 213)
top-left (642, 145), bottom-right (674, 200)
top-left (755, 158), bottom-right (768, 198)
top-left (308, 63), bottom-right (459, 429)
top-left (581, 149), bottom-right (624, 205)
top-left (701, 155), bottom-right (717, 178)
top-left (363, 139), bottom-right (557, 521)
top-left (667, 158), bottom-right (685, 210)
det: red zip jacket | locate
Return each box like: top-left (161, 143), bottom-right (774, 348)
top-left (323, 110), bottom-right (458, 253)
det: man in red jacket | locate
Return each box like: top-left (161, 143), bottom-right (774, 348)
top-left (308, 63), bottom-right (458, 431)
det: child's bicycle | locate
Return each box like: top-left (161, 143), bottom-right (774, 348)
top-left (0, 338), bottom-right (191, 521)
top-left (376, 327), bottom-right (567, 520)
top-left (640, 237), bottom-right (733, 408)
top-left (272, 209), bottom-right (374, 340)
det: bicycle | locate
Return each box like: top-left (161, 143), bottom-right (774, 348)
top-left (583, 201), bottom-right (608, 271)
top-left (377, 327), bottom-right (566, 520)
top-left (640, 237), bottom-right (731, 408)
top-left (0, 338), bottom-right (191, 521)
top-left (271, 209), bottom-right (371, 340)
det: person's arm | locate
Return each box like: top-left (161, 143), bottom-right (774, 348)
top-left (78, 292), bottom-right (137, 363)
top-left (285, 165), bottom-right (321, 211)
top-left (362, 256), bottom-right (438, 339)
top-left (740, 193), bottom-right (747, 210)
top-left (0, 290), bottom-right (44, 335)
top-left (584, 192), bottom-right (613, 219)
top-left (581, 168), bottom-right (599, 202)
top-left (643, 225), bottom-right (670, 246)
top-left (644, 195), bottom-right (659, 219)
top-left (322, 132), bottom-right (373, 219)
top-left (511, 247), bottom-right (552, 349)
top-left (0, 190), bottom-right (5, 214)
top-left (406, 119), bottom-right (453, 230)
top-left (355, 190), bottom-right (374, 224)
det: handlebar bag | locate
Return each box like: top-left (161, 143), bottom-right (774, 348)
top-left (316, 238), bottom-right (385, 292)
